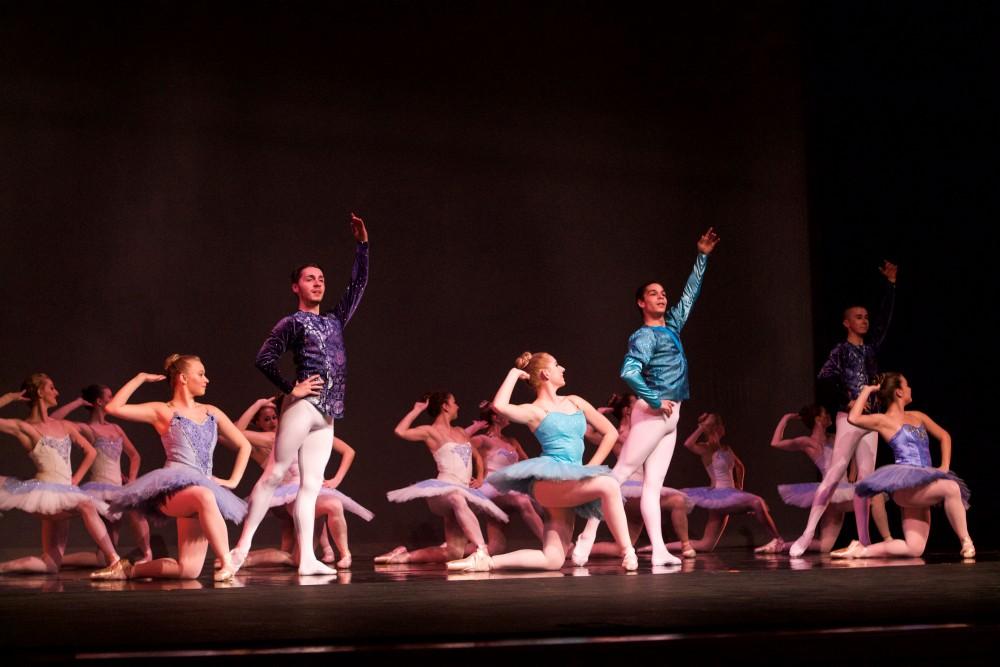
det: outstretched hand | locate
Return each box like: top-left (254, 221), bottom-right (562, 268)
top-left (697, 227), bottom-right (721, 255)
top-left (137, 373), bottom-right (166, 383)
top-left (879, 260), bottom-right (898, 284)
top-left (350, 212), bottom-right (368, 243)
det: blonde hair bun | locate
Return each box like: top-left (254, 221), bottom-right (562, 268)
top-left (515, 351), bottom-right (533, 370)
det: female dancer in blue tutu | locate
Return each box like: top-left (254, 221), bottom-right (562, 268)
top-left (376, 392), bottom-right (507, 564)
top-left (0, 376), bottom-right (125, 574)
top-left (831, 373), bottom-right (974, 559)
top-left (674, 413), bottom-right (784, 553)
top-left (97, 355), bottom-right (252, 580)
top-left (447, 352), bottom-right (636, 571)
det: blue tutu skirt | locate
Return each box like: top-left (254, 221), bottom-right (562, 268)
top-left (777, 481), bottom-right (855, 508)
top-left (0, 476), bottom-right (111, 517)
top-left (485, 456), bottom-right (612, 520)
top-left (620, 481), bottom-right (695, 512)
top-left (387, 479), bottom-right (509, 522)
top-left (268, 483), bottom-right (375, 522)
top-left (680, 486), bottom-right (762, 513)
top-left (856, 465), bottom-right (970, 509)
top-left (110, 467), bottom-right (247, 524)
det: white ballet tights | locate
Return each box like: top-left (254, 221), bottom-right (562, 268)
top-left (791, 412), bottom-right (877, 555)
top-left (236, 398), bottom-right (334, 573)
top-left (577, 400), bottom-right (681, 564)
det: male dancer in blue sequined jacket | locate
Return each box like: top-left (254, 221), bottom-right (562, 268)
top-left (573, 228), bottom-right (719, 567)
top-left (788, 261), bottom-right (897, 557)
top-left (231, 213), bottom-right (369, 576)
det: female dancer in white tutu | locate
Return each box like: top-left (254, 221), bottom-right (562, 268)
top-left (770, 405), bottom-right (854, 553)
top-left (0, 376), bottom-right (125, 574)
top-left (97, 355), bottom-right (252, 580)
top-left (50, 384), bottom-right (152, 564)
top-left (585, 393), bottom-right (695, 560)
top-left (471, 401), bottom-right (545, 554)
top-left (831, 373), bottom-right (974, 559)
top-left (377, 392), bottom-right (507, 564)
top-left (447, 353), bottom-right (637, 572)
top-left (673, 413), bottom-right (784, 553)
top-left (231, 397), bottom-right (372, 570)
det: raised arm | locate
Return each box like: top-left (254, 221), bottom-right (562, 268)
top-left (492, 368), bottom-right (543, 426)
top-left (394, 400), bottom-right (433, 442)
top-left (323, 437), bottom-right (356, 489)
top-left (570, 395), bottom-right (619, 466)
top-left (915, 411), bottom-right (952, 472)
top-left (65, 422), bottom-right (96, 486)
top-left (106, 374), bottom-right (171, 428)
top-left (846, 385), bottom-right (891, 433)
top-left (665, 228), bottom-right (718, 331)
top-left (330, 214), bottom-right (370, 326)
top-left (208, 407), bottom-right (251, 489)
top-left (770, 414), bottom-right (816, 452)
top-left (0, 390), bottom-right (28, 412)
top-left (50, 397), bottom-right (89, 421)
top-left (464, 420), bottom-right (488, 436)
top-left (116, 425), bottom-right (142, 483)
top-left (235, 398), bottom-right (276, 432)
top-left (869, 260), bottom-right (897, 349)
top-left (683, 418), bottom-right (711, 456)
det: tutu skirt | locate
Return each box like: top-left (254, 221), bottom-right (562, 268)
top-left (680, 486), bottom-right (762, 513)
top-left (856, 465), bottom-right (970, 509)
top-left (0, 476), bottom-right (111, 517)
top-left (777, 481), bottom-right (855, 508)
top-left (387, 479), bottom-right (509, 522)
top-left (269, 483), bottom-right (375, 522)
top-left (485, 457), bottom-right (612, 520)
top-left (621, 481), bottom-right (695, 512)
top-left (110, 467), bottom-right (247, 524)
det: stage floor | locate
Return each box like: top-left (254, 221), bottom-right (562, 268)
top-left (2, 547), bottom-right (997, 664)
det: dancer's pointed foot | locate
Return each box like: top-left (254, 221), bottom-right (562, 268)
top-left (320, 549), bottom-right (337, 564)
top-left (571, 533), bottom-right (594, 567)
top-left (830, 540), bottom-right (865, 559)
top-left (336, 554), bottom-right (352, 569)
top-left (788, 535), bottom-right (811, 558)
top-left (754, 538), bottom-right (786, 554)
top-left (90, 558), bottom-right (132, 581)
top-left (680, 541), bottom-right (697, 559)
top-left (228, 548), bottom-right (247, 576)
top-left (298, 559), bottom-right (337, 576)
top-left (374, 546), bottom-right (408, 564)
top-left (960, 539), bottom-right (976, 559)
top-left (446, 547), bottom-right (493, 572)
top-left (651, 548), bottom-right (681, 567)
top-left (622, 548), bottom-right (639, 571)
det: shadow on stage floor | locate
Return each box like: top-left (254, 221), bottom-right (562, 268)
top-left (1, 546), bottom-right (996, 665)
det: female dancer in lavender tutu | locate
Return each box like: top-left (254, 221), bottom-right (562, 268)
top-left (584, 393), bottom-right (695, 560)
top-left (770, 406), bottom-right (854, 553)
top-left (50, 384), bottom-right (152, 565)
top-left (672, 413), bottom-right (784, 553)
top-left (0, 377), bottom-right (125, 574)
top-left (446, 353), bottom-right (636, 572)
top-left (376, 393), bottom-right (507, 565)
top-left (98, 355), bottom-right (252, 581)
top-left (831, 373), bottom-right (974, 559)
top-left (471, 401), bottom-right (545, 554)
top-left (231, 397), bottom-right (372, 569)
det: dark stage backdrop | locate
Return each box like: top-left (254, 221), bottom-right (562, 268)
top-left (1, 2), bottom-right (816, 551)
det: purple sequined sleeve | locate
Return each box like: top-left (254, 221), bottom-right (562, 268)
top-left (330, 242), bottom-right (369, 326)
top-left (255, 316), bottom-right (298, 394)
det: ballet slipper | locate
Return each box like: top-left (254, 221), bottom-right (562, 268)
top-left (446, 547), bottom-right (493, 572)
top-left (336, 554), bottom-right (352, 569)
top-left (320, 550), bottom-right (337, 564)
top-left (373, 546), bottom-right (408, 564)
top-left (830, 540), bottom-right (865, 559)
top-left (651, 548), bottom-right (681, 567)
top-left (298, 559), bottom-right (337, 576)
top-left (960, 539), bottom-right (976, 559)
top-left (754, 538), bottom-right (786, 554)
top-left (622, 548), bottom-right (639, 571)
top-left (90, 558), bottom-right (132, 581)
top-left (680, 542), bottom-right (697, 559)
top-left (571, 533), bottom-right (594, 567)
top-left (788, 534), bottom-right (811, 558)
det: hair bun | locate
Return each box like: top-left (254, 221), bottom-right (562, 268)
top-left (164, 354), bottom-right (183, 371)
top-left (515, 351), bottom-right (533, 370)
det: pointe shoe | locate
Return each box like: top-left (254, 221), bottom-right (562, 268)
top-left (90, 558), bottom-right (132, 581)
top-left (447, 547), bottom-right (493, 572)
top-left (374, 546), bottom-right (408, 564)
top-left (622, 548), bottom-right (639, 571)
top-left (960, 539), bottom-right (976, 559)
top-left (754, 538), bottom-right (785, 555)
top-left (680, 542), bottom-right (697, 559)
top-left (336, 554), bottom-right (352, 569)
top-left (651, 549), bottom-right (681, 566)
top-left (214, 564), bottom-right (238, 582)
top-left (571, 533), bottom-right (594, 567)
top-left (228, 548), bottom-right (247, 576)
top-left (320, 550), bottom-right (337, 564)
top-left (788, 535), bottom-right (811, 558)
top-left (830, 540), bottom-right (865, 559)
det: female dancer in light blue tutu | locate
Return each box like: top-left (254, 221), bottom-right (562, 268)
top-left (377, 392), bottom-right (506, 564)
top-left (50, 384), bottom-right (152, 565)
top-left (230, 397), bottom-right (372, 570)
top-left (0, 376), bottom-right (124, 574)
top-left (770, 405), bottom-right (854, 554)
top-left (831, 373), bottom-right (974, 559)
top-left (98, 355), bottom-right (252, 581)
top-left (674, 413), bottom-right (784, 553)
top-left (472, 400), bottom-right (545, 554)
top-left (446, 352), bottom-right (636, 572)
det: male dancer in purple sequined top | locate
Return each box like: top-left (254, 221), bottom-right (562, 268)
top-left (232, 213), bottom-right (369, 576)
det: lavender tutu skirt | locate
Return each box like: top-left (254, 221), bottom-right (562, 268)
top-left (485, 457), bottom-right (612, 520)
top-left (680, 486), bottom-right (762, 513)
top-left (856, 465), bottom-right (970, 509)
top-left (387, 479), bottom-right (509, 522)
top-left (777, 481), bottom-right (855, 508)
top-left (110, 467), bottom-right (248, 523)
top-left (620, 481), bottom-right (695, 512)
top-left (0, 476), bottom-right (112, 517)
top-left (268, 483), bottom-right (375, 522)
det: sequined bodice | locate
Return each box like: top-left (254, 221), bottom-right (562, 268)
top-left (705, 448), bottom-right (736, 489)
top-left (90, 434), bottom-right (124, 485)
top-left (483, 438), bottom-right (519, 473)
top-left (534, 411), bottom-right (586, 464)
top-left (433, 441), bottom-right (473, 485)
top-left (162, 414), bottom-right (217, 476)
top-left (30, 434), bottom-right (73, 484)
top-left (886, 423), bottom-right (932, 467)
